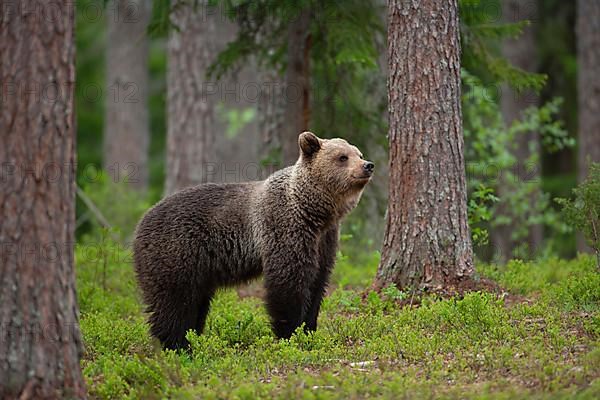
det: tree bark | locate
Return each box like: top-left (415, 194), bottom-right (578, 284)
top-left (0, 1), bottom-right (86, 398)
top-left (258, 68), bottom-right (286, 168)
top-left (375, 0), bottom-right (474, 289)
top-left (492, 0), bottom-right (542, 261)
top-left (104, 0), bottom-right (151, 191)
top-left (576, 0), bottom-right (600, 252)
top-left (281, 8), bottom-right (311, 166)
top-left (165, 0), bottom-right (217, 194)
top-left (577, 1), bottom-right (600, 180)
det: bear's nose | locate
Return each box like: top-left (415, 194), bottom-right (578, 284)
top-left (363, 161), bottom-right (375, 173)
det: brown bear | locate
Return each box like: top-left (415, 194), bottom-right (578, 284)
top-left (133, 132), bottom-right (374, 349)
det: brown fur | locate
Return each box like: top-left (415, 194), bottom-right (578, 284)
top-left (133, 132), bottom-right (373, 349)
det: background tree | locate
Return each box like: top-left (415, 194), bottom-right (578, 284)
top-left (576, 0), bottom-right (600, 182)
top-left (257, 68), bottom-right (286, 165)
top-left (0, 1), bottom-right (86, 397)
top-left (375, 0), bottom-right (474, 289)
top-left (281, 8), bottom-right (311, 166)
top-left (165, 0), bottom-right (217, 194)
top-left (105, 0), bottom-right (151, 191)
top-left (576, 0), bottom-right (600, 252)
top-left (491, 0), bottom-right (542, 260)
top-left (211, 1), bottom-right (384, 165)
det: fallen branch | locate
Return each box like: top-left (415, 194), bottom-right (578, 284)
top-left (76, 185), bottom-right (113, 230)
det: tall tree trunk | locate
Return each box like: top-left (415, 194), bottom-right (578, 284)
top-left (0, 1), bottom-right (86, 398)
top-left (492, 0), bottom-right (542, 261)
top-left (165, 0), bottom-right (217, 194)
top-left (375, 0), bottom-right (474, 289)
top-left (104, 0), bottom-right (151, 190)
top-left (258, 68), bottom-right (286, 169)
top-left (281, 9), bottom-right (311, 166)
top-left (576, 0), bottom-right (600, 252)
top-left (576, 1), bottom-right (600, 181)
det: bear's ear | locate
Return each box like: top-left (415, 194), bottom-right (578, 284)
top-left (298, 131), bottom-right (321, 157)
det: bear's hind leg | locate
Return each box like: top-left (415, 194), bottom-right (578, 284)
top-left (148, 291), bottom-right (214, 350)
top-left (192, 294), bottom-right (214, 338)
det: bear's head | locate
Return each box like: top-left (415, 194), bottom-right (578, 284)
top-left (297, 131), bottom-right (374, 213)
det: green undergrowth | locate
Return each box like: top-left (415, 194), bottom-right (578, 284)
top-left (75, 242), bottom-right (599, 399)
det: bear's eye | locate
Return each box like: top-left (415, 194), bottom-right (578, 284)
top-left (339, 155), bottom-right (348, 162)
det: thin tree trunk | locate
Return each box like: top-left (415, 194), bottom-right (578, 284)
top-left (258, 68), bottom-right (286, 168)
top-left (165, 0), bottom-right (217, 194)
top-left (576, 1), bottom-right (600, 181)
top-left (576, 0), bottom-right (600, 252)
top-left (104, 0), bottom-right (151, 191)
top-left (492, 0), bottom-right (542, 261)
top-left (375, 0), bottom-right (474, 290)
top-left (0, 1), bottom-right (86, 398)
top-left (281, 9), bottom-right (311, 166)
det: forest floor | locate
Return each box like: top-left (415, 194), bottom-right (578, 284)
top-left (76, 243), bottom-right (600, 399)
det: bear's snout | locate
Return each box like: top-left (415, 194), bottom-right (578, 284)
top-left (363, 161), bottom-right (375, 174)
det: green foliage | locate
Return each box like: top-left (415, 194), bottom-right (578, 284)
top-left (462, 70), bottom-right (573, 259)
top-left (537, 0), bottom-right (578, 172)
top-left (556, 163), bottom-right (600, 267)
top-left (549, 271), bottom-right (600, 312)
top-left (459, 0), bottom-right (546, 91)
top-left (147, 40), bottom-right (168, 197)
top-left (457, 1), bottom-right (578, 259)
top-left (380, 284), bottom-right (408, 302)
top-left (308, 0), bottom-right (387, 150)
top-left (210, 0), bottom-right (383, 73)
top-left (468, 184), bottom-right (500, 246)
top-left (75, 0), bottom-right (105, 179)
top-left (216, 104), bottom-right (257, 139)
top-left (478, 256), bottom-right (597, 295)
top-left (78, 236), bottom-right (600, 398)
top-left (75, 236), bottom-right (142, 318)
top-left (81, 313), bottom-right (152, 359)
top-left (147, 0), bottom-right (173, 37)
top-left (332, 248), bottom-right (380, 288)
top-left (208, 0), bottom-right (387, 149)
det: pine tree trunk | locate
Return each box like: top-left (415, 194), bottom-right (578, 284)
top-left (281, 8), bottom-right (311, 166)
top-left (258, 68), bottom-right (286, 168)
top-left (376, 0), bottom-right (474, 290)
top-left (576, 0), bottom-right (600, 252)
top-left (0, 2), bottom-right (86, 398)
top-left (577, 1), bottom-right (600, 180)
top-left (165, 0), bottom-right (217, 194)
top-left (104, 0), bottom-right (151, 191)
top-left (492, 0), bottom-right (542, 261)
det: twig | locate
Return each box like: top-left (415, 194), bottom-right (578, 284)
top-left (75, 211), bottom-right (90, 230)
top-left (76, 185), bottom-right (112, 230)
top-left (586, 208), bottom-right (600, 269)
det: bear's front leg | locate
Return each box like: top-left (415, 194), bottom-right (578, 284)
top-left (263, 241), bottom-right (319, 339)
top-left (304, 226), bottom-right (338, 332)
top-left (264, 278), bottom-right (310, 338)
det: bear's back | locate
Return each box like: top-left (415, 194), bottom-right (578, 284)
top-left (133, 182), bottom-right (263, 288)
